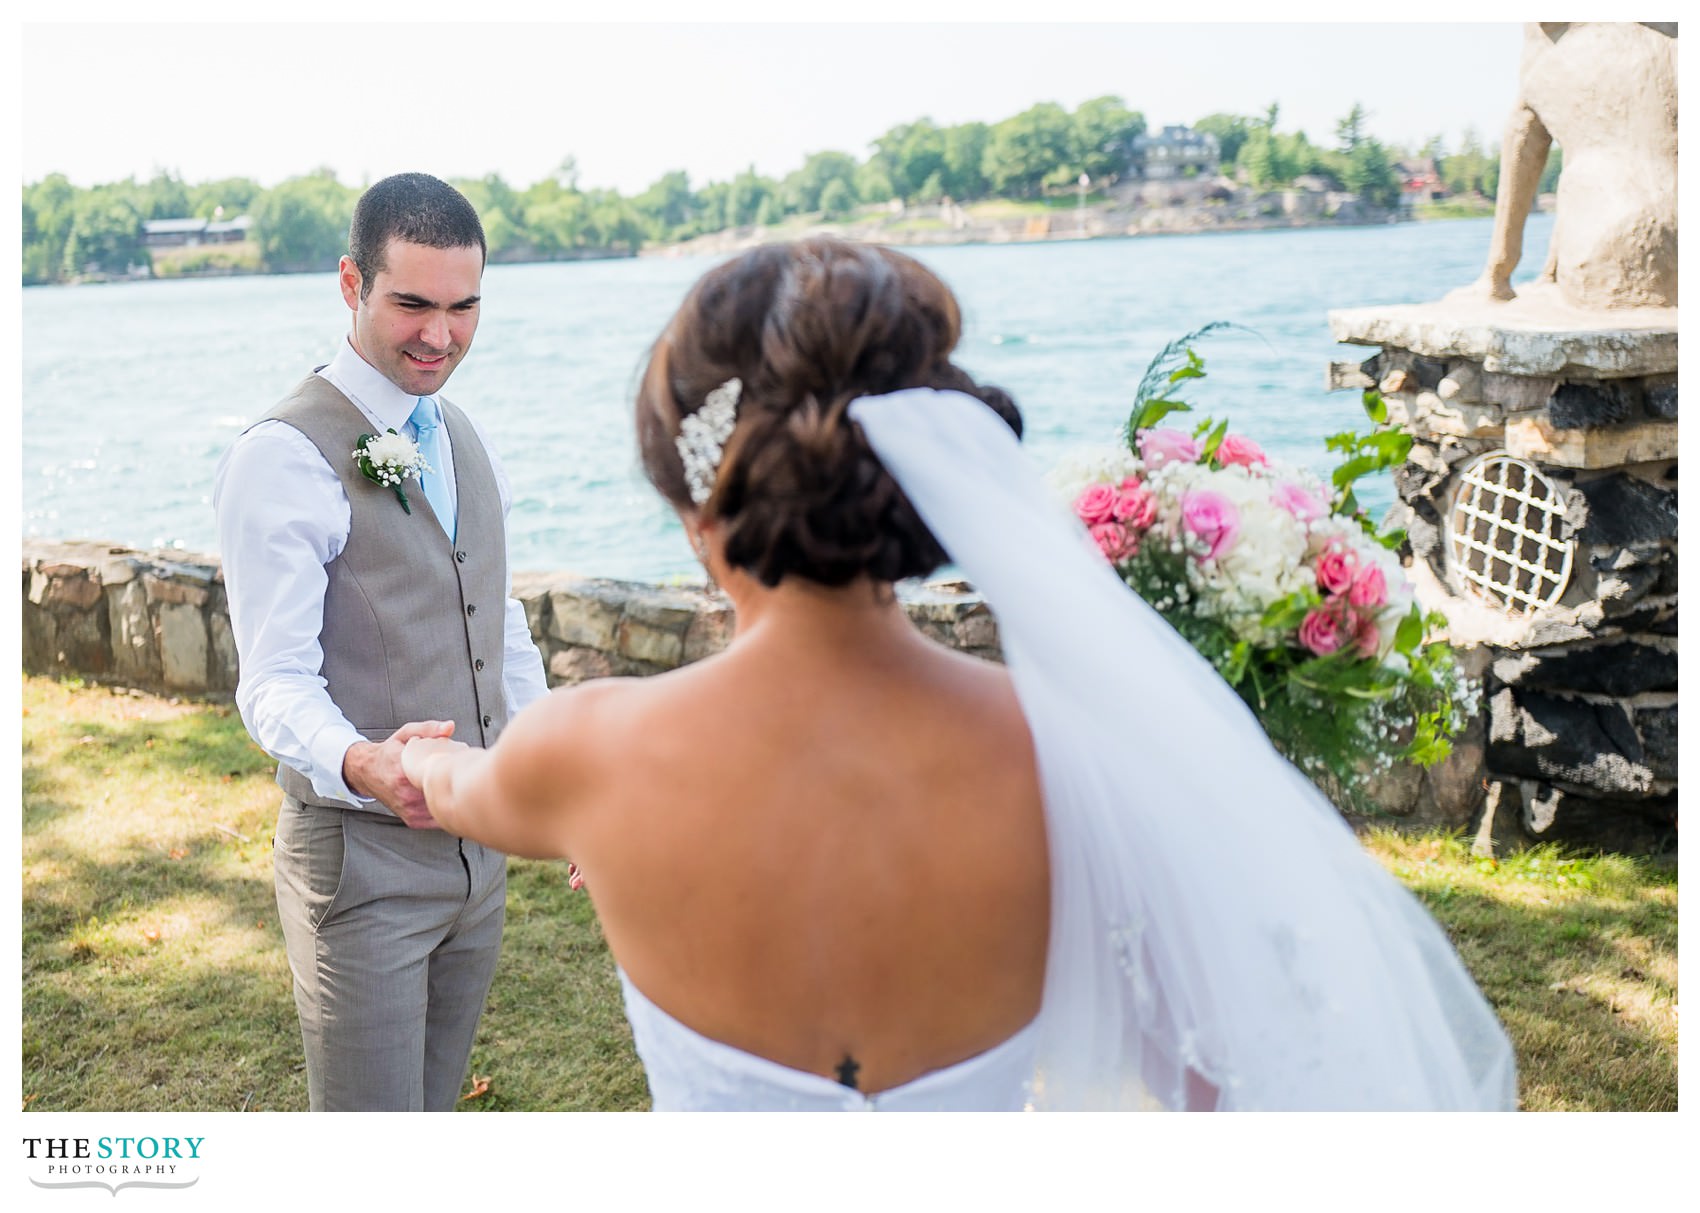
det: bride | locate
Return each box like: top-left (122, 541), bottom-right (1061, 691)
top-left (399, 236), bottom-right (1517, 1111)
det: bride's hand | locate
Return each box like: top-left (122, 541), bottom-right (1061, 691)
top-left (401, 735), bottom-right (470, 789)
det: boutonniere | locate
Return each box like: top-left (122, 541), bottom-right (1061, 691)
top-left (352, 429), bottom-right (432, 514)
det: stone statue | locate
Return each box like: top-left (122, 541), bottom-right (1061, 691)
top-left (1458, 22), bottom-right (1677, 311)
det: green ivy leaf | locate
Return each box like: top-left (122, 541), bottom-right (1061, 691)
top-left (1395, 606), bottom-right (1426, 654)
top-left (1362, 388), bottom-right (1388, 424)
top-left (1332, 453), bottom-right (1382, 490)
top-left (1199, 417), bottom-right (1231, 464)
top-left (1129, 397), bottom-right (1193, 436)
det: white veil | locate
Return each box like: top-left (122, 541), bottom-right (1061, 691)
top-left (850, 388), bottom-right (1517, 1111)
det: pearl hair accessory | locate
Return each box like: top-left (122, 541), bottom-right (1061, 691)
top-left (675, 378), bottom-right (742, 506)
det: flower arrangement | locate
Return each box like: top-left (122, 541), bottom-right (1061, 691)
top-left (1054, 325), bottom-right (1478, 810)
top-left (353, 429), bottom-right (432, 514)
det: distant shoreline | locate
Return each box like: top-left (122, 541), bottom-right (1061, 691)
top-left (33, 203), bottom-right (1498, 287)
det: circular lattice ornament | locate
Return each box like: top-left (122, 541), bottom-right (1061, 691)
top-left (1446, 453), bottom-right (1575, 614)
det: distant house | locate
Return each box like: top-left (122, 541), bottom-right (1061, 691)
top-left (1395, 158), bottom-right (1446, 208)
top-left (142, 215), bottom-right (254, 248)
top-left (1134, 126), bottom-right (1221, 180)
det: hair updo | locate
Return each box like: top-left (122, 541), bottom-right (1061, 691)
top-left (636, 237), bottom-right (1022, 588)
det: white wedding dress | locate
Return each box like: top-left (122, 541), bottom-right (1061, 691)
top-left (620, 388), bottom-right (1517, 1112)
top-left (620, 970), bottom-right (1039, 1111)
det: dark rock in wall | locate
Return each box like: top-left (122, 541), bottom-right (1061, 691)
top-left (1488, 689), bottom-right (1653, 796)
top-left (1645, 381), bottom-right (1678, 419)
top-left (1411, 355), bottom-right (1449, 390)
top-left (1595, 563), bottom-right (1662, 616)
top-left (1406, 511), bottom-right (1443, 566)
top-left (1571, 475), bottom-right (1678, 547)
top-left (1517, 782), bottom-right (1677, 854)
top-left (1653, 546), bottom-right (1678, 595)
top-left (1394, 459), bottom-right (1445, 502)
top-left (1492, 640), bottom-right (1677, 697)
top-left (1549, 380), bottom-right (1644, 429)
top-left (1637, 706), bottom-right (1678, 782)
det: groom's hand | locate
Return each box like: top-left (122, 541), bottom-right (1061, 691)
top-left (343, 720), bottom-right (456, 829)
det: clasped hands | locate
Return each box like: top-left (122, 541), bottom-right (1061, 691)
top-left (343, 721), bottom-right (585, 890)
top-left (342, 720), bottom-right (465, 830)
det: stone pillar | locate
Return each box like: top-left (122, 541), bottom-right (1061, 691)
top-left (1328, 300), bottom-right (1676, 853)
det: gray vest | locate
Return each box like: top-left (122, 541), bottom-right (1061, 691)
top-left (260, 374), bottom-right (512, 813)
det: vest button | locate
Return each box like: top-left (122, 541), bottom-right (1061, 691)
top-left (466, 604), bottom-right (476, 616)
top-left (455, 550), bottom-right (467, 563)
top-left (475, 658), bottom-right (485, 671)
top-left (482, 714), bottom-right (492, 728)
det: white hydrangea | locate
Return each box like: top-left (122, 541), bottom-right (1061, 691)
top-left (365, 432), bottom-right (425, 468)
top-left (352, 429), bottom-right (431, 493)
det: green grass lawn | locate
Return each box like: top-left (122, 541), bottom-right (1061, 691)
top-left (21, 675), bottom-right (1677, 1112)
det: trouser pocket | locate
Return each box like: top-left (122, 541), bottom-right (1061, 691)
top-left (275, 800), bottom-right (352, 931)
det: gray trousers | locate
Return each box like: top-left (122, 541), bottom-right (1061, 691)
top-left (273, 796), bottom-right (506, 1111)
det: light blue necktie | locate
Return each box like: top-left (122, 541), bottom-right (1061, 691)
top-left (409, 396), bottom-right (455, 540)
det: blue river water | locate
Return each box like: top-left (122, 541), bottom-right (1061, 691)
top-left (22, 214), bottom-right (1551, 580)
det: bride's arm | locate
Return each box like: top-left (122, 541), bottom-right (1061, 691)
top-left (401, 684), bottom-right (611, 860)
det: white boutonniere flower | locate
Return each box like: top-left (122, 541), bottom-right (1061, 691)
top-left (352, 429), bottom-right (433, 514)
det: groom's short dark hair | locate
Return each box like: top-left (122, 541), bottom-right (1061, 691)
top-left (349, 173), bottom-right (487, 298)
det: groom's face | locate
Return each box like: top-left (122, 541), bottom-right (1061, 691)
top-left (340, 238), bottom-right (484, 397)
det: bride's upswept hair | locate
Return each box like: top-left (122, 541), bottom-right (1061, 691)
top-left (636, 236), bottom-right (1022, 588)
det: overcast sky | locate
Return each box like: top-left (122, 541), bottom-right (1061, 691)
top-left (20, 16), bottom-right (1530, 196)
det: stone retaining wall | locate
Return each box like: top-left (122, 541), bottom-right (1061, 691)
top-left (21, 540), bottom-right (1000, 700)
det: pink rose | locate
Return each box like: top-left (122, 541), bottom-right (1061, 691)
top-left (1348, 563), bottom-right (1388, 609)
top-left (1181, 489), bottom-right (1240, 562)
top-left (1074, 483), bottom-right (1118, 525)
top-left (1353, 615), bottom-right (1382, 658)
top-left (1215, 434), bottom-right (1268, 468)
top-left (1089, 522), bottom-right (1137, 562)
top-left (1137, 427), bottom-right (1202, 469)
top-left (1271, 481), bottom-right (1328, 522)
top-left (1112, 480), bottom-right (1157, 529)
top-left (1298, 608), bottom-right (1343, 656)
top-left (1314, 544), bottom-right (1359, 595)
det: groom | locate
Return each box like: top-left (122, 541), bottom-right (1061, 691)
top-left (214, 172), bottom-right (549, 1110)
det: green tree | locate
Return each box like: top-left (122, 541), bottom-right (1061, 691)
top-left (1339, 138), bottom-right (1400, 208)
top-left (983, 102), bottom-right (1073, 198)
top-left (251, 170), bottom-right (356, 272)
top-left (22, 174), bottom-right (77, 284)
top-left (940, 122), bottom-right (990, 200)
top-left (1070, 95), bottom-right (1145, 182)
top-left (452, 173), bottom-right (523, 257)
top-left (583, 189), bottom-right (645, 251)
top-left (633, 170), bottom-right (697, 239)
top-left (1194, 113), bottom-right (1256, 169)
top-left (137, 171), bottom-right (192, 219)
top-left (781, 151), bottom-right (859, 215)
top-left (818, 177), bottom-right (855, 221)
top-left (1276, 130), bottom-right (1324, 180)
top-left (62, 186), bottom-right (147, 278)
top-left (725, 167), bottom-right (777, 228)
top-left (1334, 103), bottom-right (1370, 153)
top-left (694, 181), bottom-right (731, 233)
top-left (1439, 128), bottom-right (1498, 198)
top-left (520, 178), bottom-right (589, 254)
top-left (1539, 144), bottom-right (1562, 193)
top-left (1238, 128), bottom-right (1282, 188)
top-left (854, 160), bottom-right (896, 205)
top-left (188, 177), bottom-right (262, 221)
top-left (870, 119), bottom-right (946, 202)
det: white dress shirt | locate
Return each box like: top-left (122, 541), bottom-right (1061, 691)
top-left (213, 338), bottom-right (550, 804)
